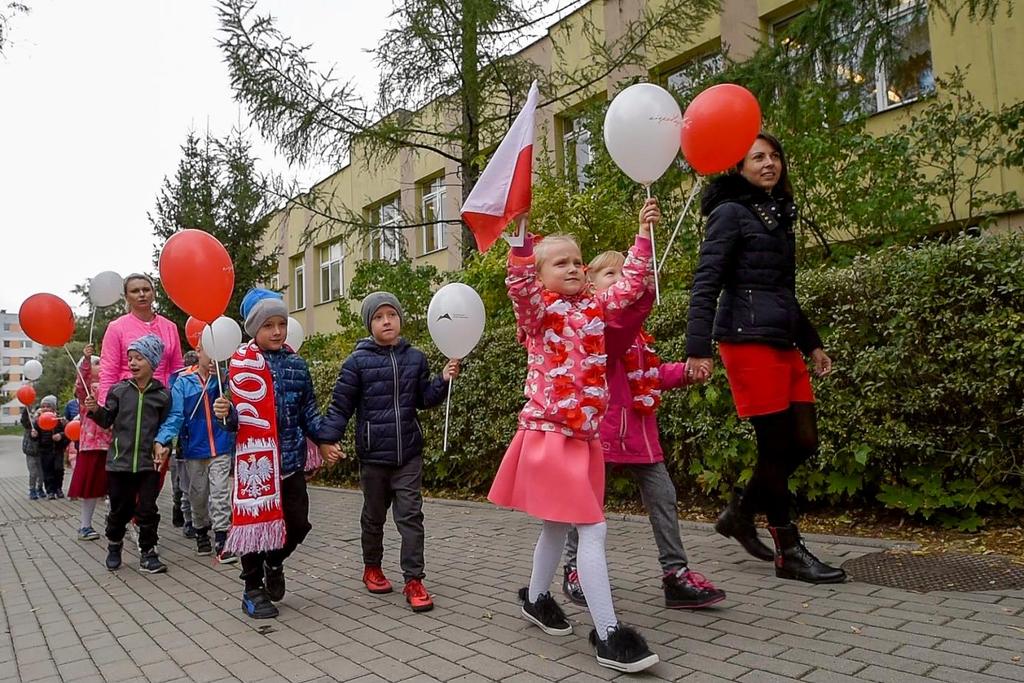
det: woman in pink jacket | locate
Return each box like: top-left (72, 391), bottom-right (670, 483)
top-left (560, 251), bottom-right (726, 611)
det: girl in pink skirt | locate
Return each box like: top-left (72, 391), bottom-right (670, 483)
top-left (68, 345), bottom-right (110, 541)
top-left (488, 199), bottom-right (661, 674)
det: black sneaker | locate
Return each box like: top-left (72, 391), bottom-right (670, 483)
top-left (589, 624), bottom-right (659, 673)
top-left (265, 563), bottom-right (285, 601)
top-left (139, 548), bottom-right (167, 574)
top-left (55, 490), bottom-right (65, 499)
top-left (171, 494), bottom-right (184, 528)
top-left (105, 543), bottom-right (122, 571)
top-left (182, 522), bottom-right (196, 539)
top-left (195, 529), bottom-right (212, 556)
top-left (517, 587), bottom-right (572, 636)
top-left (663, 568), bottom-right (727, 609)
top-left (242, 588), bottom-right (279, 619)
top-left (562, 564), bottom-right (587, 606)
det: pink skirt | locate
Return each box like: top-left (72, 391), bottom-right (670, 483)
top-left (67, 450), bottom-right (108, 499)
top-left (488, 430), bottom-right (605, 524)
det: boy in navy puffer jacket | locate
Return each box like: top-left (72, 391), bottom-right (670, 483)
top-left (321, 291), bottom-right (459, 612)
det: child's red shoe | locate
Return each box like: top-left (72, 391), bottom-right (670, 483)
top-left (362, 565), bottom-right (393, 594)
top-left (403, 579), bottom-right (434, 612)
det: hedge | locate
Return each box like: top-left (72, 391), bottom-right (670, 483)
top-left (308, 234), bottom-right (1024, 528)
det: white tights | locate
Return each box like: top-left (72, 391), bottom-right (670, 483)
top-left (528, 520), bottom-right (616, 640)
top-left (80, 497), bottom-right (99, 528)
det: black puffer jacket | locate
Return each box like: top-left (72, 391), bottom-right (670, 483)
top-left (686, 174), bottom-right (823, 358)
top-left (319, 338), bottom-right (449, 467)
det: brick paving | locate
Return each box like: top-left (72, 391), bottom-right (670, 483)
top-left (1, 443), bottom-right (1022, 681)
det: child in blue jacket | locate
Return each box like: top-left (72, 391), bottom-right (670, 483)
top-left (321, 291), bottom-right (459, 613)
top-left (156, 343), bottom-right (239, 562)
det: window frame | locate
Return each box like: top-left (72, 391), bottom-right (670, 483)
top-left (317, 240), bottom-right (344, 304)
top-left (419, 176), bottom-right (447, 256)
top-left (291, 260), bottom-right (306, 311)
top-left (561, 115), bottom-right (592, 190)
top-left (369, 198), bottom-right (403, 263)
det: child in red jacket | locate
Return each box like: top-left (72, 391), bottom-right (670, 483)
top-left (561, 250), bottom-right (726, 610)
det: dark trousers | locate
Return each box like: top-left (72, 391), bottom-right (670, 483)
top-left (106, 470), bottom-right (161, 551)
top-left (240, 472), bottom-right (312, 591)
top-left (360, 456), bottom-right (425, 581)
top-left (742, 403), bottom-right (819, 526)
top-left (39, 449), bottom-right (64, 494)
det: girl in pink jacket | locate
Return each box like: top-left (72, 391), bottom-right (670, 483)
top-left (561, 251), bottom-right (726, 611)
top-left (68, 346), bottom-right (111, 541)
top-left (488, 199), bottom-right (660, 674)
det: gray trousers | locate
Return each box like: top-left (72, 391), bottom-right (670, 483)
top-left (566, 461), bottom-right (688, 573)
top-left (171, 458), bottom-right (192, 523)
top-left (26, 455), bottom-right (43, 491)
top-left (359, 456), bottom-right (425, 581)
top-left (185, 456), bottom-right (232, 532)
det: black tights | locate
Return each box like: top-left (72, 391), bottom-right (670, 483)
top-left (740, 403), bottom-right (818, 527)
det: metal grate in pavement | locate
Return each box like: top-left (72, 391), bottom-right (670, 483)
top-left (843, 549), bottom-right (1024, 592)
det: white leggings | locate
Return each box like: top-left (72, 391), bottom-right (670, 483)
top-left (528, 520), bottom-right (616, 639)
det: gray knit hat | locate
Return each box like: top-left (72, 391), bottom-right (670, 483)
top-left (240, 288), bottom-right (288, 338)
top-left (41, 395), bottom-right (58, 408)
top-left (360, 292), bottom-right (405, 333)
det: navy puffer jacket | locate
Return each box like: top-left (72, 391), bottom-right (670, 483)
top-left (263, 348), bottom-right (325, 475)
top-left (319, 338), bottom-right (448, 467)
top-left (686, 174), bottom-right (823, 358)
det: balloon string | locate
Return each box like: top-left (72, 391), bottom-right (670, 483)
top-left (658, 177), bottom-right (703, 277)
top-left (646, 185), bottom-right (661, 305)
top-left (89, 308), bottom-right (96, 346)
top-left (64, 345), bottom-right (91, 399)
top-left (442, 377), bottom-right (453, 452)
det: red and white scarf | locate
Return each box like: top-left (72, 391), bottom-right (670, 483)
top-left (624, 329), bottom-right (662, 415)
top-left (225, 341), bottom-right (286, 555)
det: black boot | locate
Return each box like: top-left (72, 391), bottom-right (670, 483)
top-left (714, 489), bottom-right (774, 561)
top-left (195, 527), bottom-right (212, 556)
top-left (768, 523), bottom-right (847, 584)
top-left (172, 491), bottom-right (184, 528)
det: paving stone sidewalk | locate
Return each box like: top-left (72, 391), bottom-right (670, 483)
top-left (0, 468), bottom-right (1021, 682)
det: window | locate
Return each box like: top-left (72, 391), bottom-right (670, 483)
top-left (291, 258), bottom-right (305, 310)
top-left (561, 115), bottom-right (591, 189)
top-left (369, 199), bottom-right (402, 263)
top-left (420, 177), bottom-right (446, 255)
top-left (666, 52), bottom-right (724, 98)
top-left (318, 241), bottom-right (343, 303)
top-left (772, 3), bottom-right (933, 116)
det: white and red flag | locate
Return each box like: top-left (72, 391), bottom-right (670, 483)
top-left (461, 80), bottom-right (539, 252)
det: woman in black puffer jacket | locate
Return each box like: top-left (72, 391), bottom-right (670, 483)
top-left (685, 133), bottom-right (845, 585)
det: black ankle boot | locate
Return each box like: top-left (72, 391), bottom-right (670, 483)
top-left (768, 523), bottom-right (847, 584)
top-left (714, 490), bottom-right (774, 561)
top-left (172, 491), bottom-right (184, 528)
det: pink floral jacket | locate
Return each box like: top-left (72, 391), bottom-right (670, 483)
top-left (75, 357), bottom-right (112, 453)
top-left (506, 235), bottom-right (653, 439)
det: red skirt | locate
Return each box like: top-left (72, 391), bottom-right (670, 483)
top-left (67, 450), bottom-right (108, 499)
top-left (488, 430), bottom-right (605, 524)
top-left (719, 342), bottom-right (815, 418)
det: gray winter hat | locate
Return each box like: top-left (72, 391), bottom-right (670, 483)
top-left (41, 395), bottom-right (58, 408)
top-left (360, 291), bottom-right (405, 333)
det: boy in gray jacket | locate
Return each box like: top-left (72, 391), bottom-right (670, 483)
top-left (85, 335), bottom-right (172, 574)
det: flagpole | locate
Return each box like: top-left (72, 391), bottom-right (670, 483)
top-left (646, 185), bottom-right (661, 304)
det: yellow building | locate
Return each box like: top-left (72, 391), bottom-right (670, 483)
top-left (264, 0), bottom-right (1023, 336)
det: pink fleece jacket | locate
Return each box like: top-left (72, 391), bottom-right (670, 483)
top-left (75, 356), bottom-right (112, 453)
top-left (600, 289), bottom-right (692, 464)
top-left (97, 313), bottom-right (184, 403)
top-left (507, 234), bottom-right (653, 440)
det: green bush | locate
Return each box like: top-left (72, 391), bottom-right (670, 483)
top-left (307, 234), bottom-right (1024, 526)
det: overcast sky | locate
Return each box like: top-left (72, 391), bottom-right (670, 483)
top-left (0, 0), bottom-right (392, 314)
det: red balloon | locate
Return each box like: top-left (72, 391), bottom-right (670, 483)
top-left (38, 412), bottom-right (58, 431)
top-left (158, 230), bottom-right (235, 323)
top-left (65, 420), bottom-right (82, 441)
top-left (681, 84), bottom-right (762, 175)
top-left (185, 316), bottom-right (207, 350)
top-left (16, 385), bottom-right (36, 406)
top-left (19, 293), bottom-right (76, 347)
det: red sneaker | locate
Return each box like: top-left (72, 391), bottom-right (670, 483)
top-left (362, 566), bottom-right (393, 594)
top-left (403, 579), bottom-right (434, 612)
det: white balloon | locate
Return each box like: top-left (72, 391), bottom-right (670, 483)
top-left (427, 283), bottom-right (486, 359)
top-left (23, 359), bottom-right (43, 381)
top-left (89, 271), bottom-right (124, 307)
top-left (286, 317), bottom-right (305, 352)
top-left (603, 83), bottom-right (682, 185)
top-left (200, 316), bottom-right (243, 362)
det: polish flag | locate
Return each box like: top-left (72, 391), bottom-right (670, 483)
top-left (461, 80), bottom-right (539, 252)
